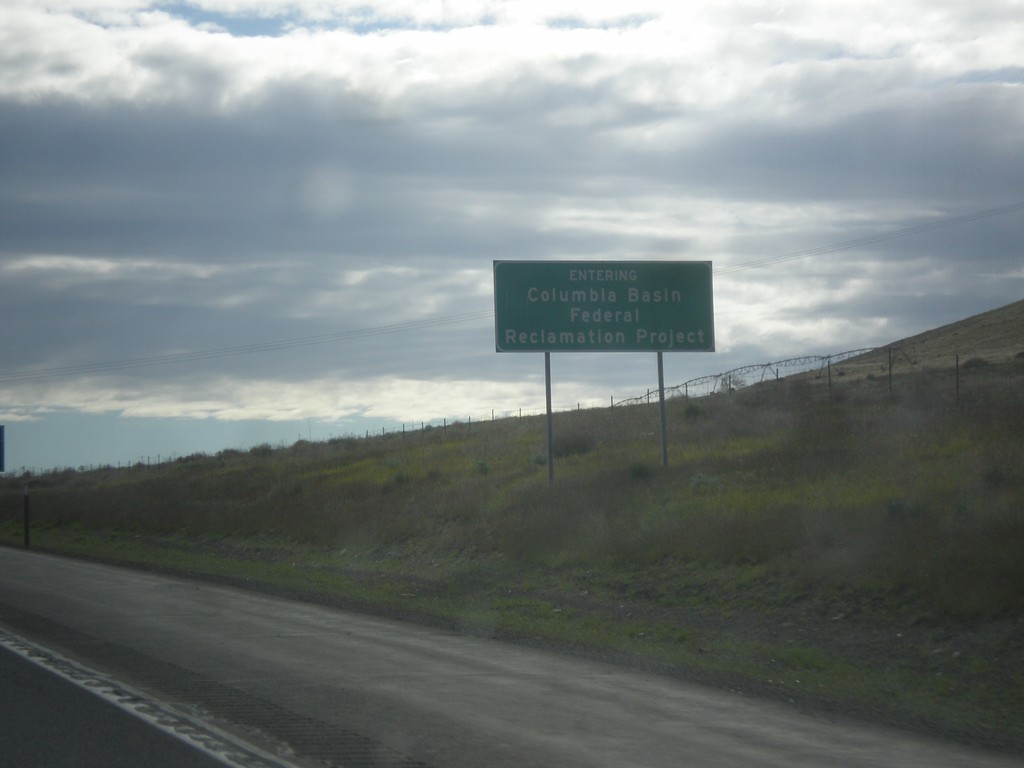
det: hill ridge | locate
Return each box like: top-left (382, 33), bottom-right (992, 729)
top-left (871, 297), bottom-right (1023, 364)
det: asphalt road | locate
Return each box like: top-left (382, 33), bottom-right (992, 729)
top-left (0, 642), bottom-right (243, 768)
top-left (0, 547), bottom-right (1019, 768)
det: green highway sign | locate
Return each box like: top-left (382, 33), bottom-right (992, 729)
top-left (493, 260), bottom-right (715, 353)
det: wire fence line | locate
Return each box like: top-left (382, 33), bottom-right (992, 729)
top-left (610, 348), bottom-right (880, 406)
top-left (384, 346), bottom-right (888, 436)
top-left (397, 341), bottom-right (982, 430)
top-left (8, 343), bottom-right (998, 476)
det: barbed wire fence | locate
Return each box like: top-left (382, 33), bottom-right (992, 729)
top-left (12, 343), bottom-right (1001, 476)
top-left (610, 348), bottom-right (880, 406)
top-left (401, 341), bottom-right (971, 429)
top-left (383, 347), bottom-right (890, 436)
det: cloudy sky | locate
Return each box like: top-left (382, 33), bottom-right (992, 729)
top-left (2, 0), bottom-right (1023, 472)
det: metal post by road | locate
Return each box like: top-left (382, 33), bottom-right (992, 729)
top-left (23, 485), bottom-right (30, 548)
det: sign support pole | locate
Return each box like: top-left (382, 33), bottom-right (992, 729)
top-left (545, 352), bottom-right (554, 484)
top-left (658, 352), bottom-right (669, 467)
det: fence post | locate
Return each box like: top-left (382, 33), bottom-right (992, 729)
top-left (955, 354), bottom-right (960, 406)
top-left (888, 347), bottom-right (894, 395)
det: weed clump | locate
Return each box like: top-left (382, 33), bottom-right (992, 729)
top-left (629, 463), bottom-right (657, 481)
top-left (552, 431), bottom-right (596, 457)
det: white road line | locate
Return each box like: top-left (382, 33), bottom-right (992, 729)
top-left (0, 628), bottom-right (304, 768)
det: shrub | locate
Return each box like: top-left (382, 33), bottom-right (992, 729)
top-left (552, 431), bottom-right (596, 457)
top-left (629, 462), bottom-right (657, 481)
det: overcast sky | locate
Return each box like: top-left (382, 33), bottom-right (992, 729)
top-left (2, 0), bottom-right (1023, 471)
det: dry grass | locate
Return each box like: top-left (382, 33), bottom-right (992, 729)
top-left (4, 301), bottom-right (1024, 752)
top-left (3, 344), bottom-right (1024, 749)
top-left (8, 352), bottom-right (1022, 617)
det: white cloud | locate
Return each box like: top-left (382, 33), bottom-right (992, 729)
top-left (2, 254), bottom-right (226, 281)
top-left (5, 0), bottom-right (1018, 112)
top-left (0, 373), bottom-right (547, 424)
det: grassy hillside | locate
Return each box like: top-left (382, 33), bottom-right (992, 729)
top-left (2, 300), bottom-right (1024, 751)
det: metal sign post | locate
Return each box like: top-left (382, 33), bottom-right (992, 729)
top-left (657, 352), bottom-right (668, 468)
top-left (545, 353), bottom-right (554, 483)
